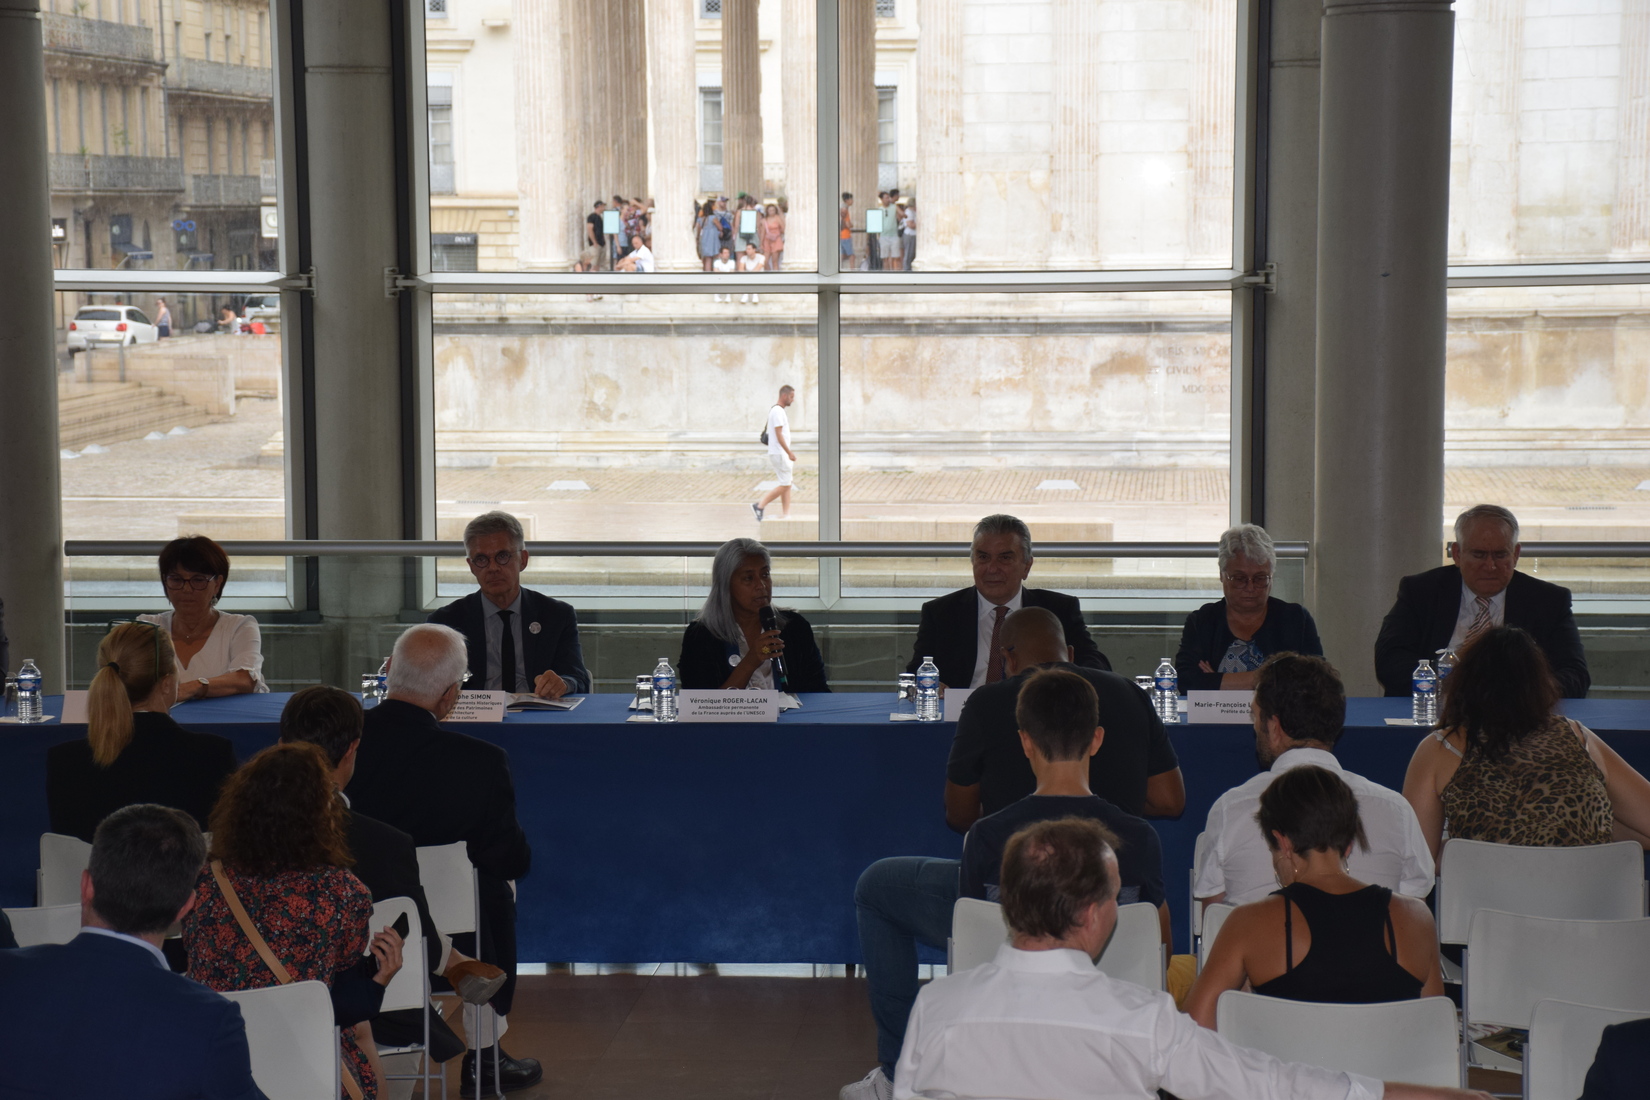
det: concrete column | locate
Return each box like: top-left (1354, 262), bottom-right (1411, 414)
top-left (838, 0), bottom-right (876, 267)
top-left (1313, 0), bottom-right (1455, 694)
top-left (0, 0), bottom-right (65, 689)
top-left (1614, 0), bottom-right (1650, 256)
top-left (613, 0), bottom-right (649, 200)
top-left (913, 0), bottom-right (961, 269)
top-left (1190, 0), bottom-right (1238, 262)
top-left (780, 0), bottom-right (817, 269)
top-left (1050, 0), bottom-right (1101, 266)
top-left (569, 0), bottom-right (648, 209)
top-left (516, 0), bottom-right (574, 269)
top-left (1449, 0), bottom-right (1522, 261)
top-left (721, 0), bottom-right (763, 201)
top-left (645, 0), bottom-right (697, 271)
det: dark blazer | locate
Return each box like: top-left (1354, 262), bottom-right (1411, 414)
top-left (47, 712), bottom-right (238, 841)
top-left (1373, 565), bottom-right (1590, 698)
top-left (1174, 597), bottom-right (1323, 692)
top-left (346, 805), bottom-right (444, 977)
top-left (677, 614), bottom-right (831, 693)
top-left (348, 699), bottom-right (530, 1015)
top-left (429, 587), bottom-right (591, 695)
top-left (906, 586), bottom-right (1110, 689)
top-left (0, 932), bottom-right (265, 1099)
top-left (1580, 1018), bottom-right (1650, 1100)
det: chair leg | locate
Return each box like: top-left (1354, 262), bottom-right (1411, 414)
top-left (1459, 950), bottom-right (1470, 1089)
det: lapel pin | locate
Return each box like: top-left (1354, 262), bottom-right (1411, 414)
top-left (529, 621), bottom-right (542, 635)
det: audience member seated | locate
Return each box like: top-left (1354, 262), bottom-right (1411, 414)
top-left (892, 817), bottom-right (1491, 1100)
top-left (1579, 1017), bottom-right (1650, 1100)
top-left (945, 607), bottom-right (1181, 825)
top-left (678, 538), bottom-right (830, 692)
top-left (1375, 504), bottom-right (1589, 698)
top-left (1175, 524), bottom-right (1322, 691)
top-left (905, 514), bottom-right (1109, 689)
top-left (428, 510), bottom-right (590, 698)
top-left (1194, 654), bottom-right (1434, 911)
top-left (841, 668), bottom-right (1169, 1100)
top-left (1403, 626), bottom-right (1650, 860)
top-left (186, 743), bottom-right (403, 1100)
top-left (139, 535), bottom-right (268, 700)
top-left (347, 623), bottom-right (542, 1094)
top-left (0, 804), bottom-right (266, 1099)
top-left (47, 620), bottom-right (237, 841)
top-left (1184, 766), bottom-right (1442, 1028)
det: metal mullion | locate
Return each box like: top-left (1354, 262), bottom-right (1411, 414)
top-left (816, 0), bottom-right (841, 603)
top-left (1231, 0), bottom-right (1265, 527)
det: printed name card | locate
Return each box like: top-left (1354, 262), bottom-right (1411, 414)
top-left (447, 691), bottom-right (508, 723)
top-left (1186, 690), bottom-right (1254, 724)
top-left (61, 690), bottom-right (89, 724)
top-left (678, 690), bottom-right (780, 723)
top-left (942, 688), bottom-right (974, 723)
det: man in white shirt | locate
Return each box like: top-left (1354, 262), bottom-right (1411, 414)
top-left (1193, 653), bottom-right (1434, 910)
top-left (615, 240), bottom-right (653, 273)
top-left (895, 816), bottom-right (1489, 1100)
top-left (753, 385), bottom-right (797, 521)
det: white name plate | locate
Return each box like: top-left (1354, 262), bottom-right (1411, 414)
top-left (1186, 690), bottom-right (1254, 724)
top-left (62, 690), bottom-right (89, 725)
top-left (942, 688), bottom-right (974, 723)
top-left (448, 691), bottom-right (507, 723)
top-left (678, 690), bottom-right (780, 723)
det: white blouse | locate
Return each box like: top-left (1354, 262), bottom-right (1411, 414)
top-left (138, 610), bottom-right (269, 692)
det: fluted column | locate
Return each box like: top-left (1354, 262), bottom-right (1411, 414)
top-left (646, 0), bottom-right (697, 270)
top-left (1050, 0), bottom-right (1101, 267)
top-left (515, 0), bottom-right (573, 269)
top-left (614, 0), bottom-right (649, 199)
top-left (914, 0), bottom-right (961, 269)
top-left (1450, 0), bottom-right (1522, 261)
top-left (1614, 0), bottom-right (1650, 256)
top-left (780, 0), bottom-right (817, 268)
top-left (722, 0), bottom-right (763, 200)
top-left (1189, 0), bottom-right (1237, 263)
top-left (568, 0), bottom-right (648, 210)
top-left (838, 0), bottom-right (876, 268)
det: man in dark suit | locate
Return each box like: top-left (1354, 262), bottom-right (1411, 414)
top-left (0, 804), bottom-right (266, 1099)
top-left (945, 607), bottom-right (1184, 829)
top-left (428, 510), bottom-right (590, 697)
top-left (1374, 504), bottom-right (1589, 697)
top-left (347, 623), bottom-right (541, 1094)
top-left (1580, 1017), bottom-right (1650, 1099)
top-left (905, 514), bottom-right (1109, 689)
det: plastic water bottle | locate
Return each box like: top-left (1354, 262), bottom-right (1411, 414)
top-left (1153, 657), bottom-right (1179, 724)
top-left (915, 657), bottom-right (941, 721)
top-left (15, 659), bottom-right (43, 724)
top-left (1435, 647), bottom-right (1457, 685)
top-left (374, 658), bottom-right (389, 702)
top-left (1412, 660), bottom-right (1438, 726)
top-left (652, 658), bottom-right (678, 723)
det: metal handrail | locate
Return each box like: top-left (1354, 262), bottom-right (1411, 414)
top-left (65, 539), bottom-right (1310, 559)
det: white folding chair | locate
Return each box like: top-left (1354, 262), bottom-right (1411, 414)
top-left (947, 897), bottom-right (1008, 974)
top-left (1216, 991), bottom-right (1460, 1086)
top-left (1463, 910), bottom-right (1650, 1084)
top-left (1437, 840), bottom-right (1645, 947)
top-left (1197, 902), bottom-right (1237, 972)
top-left (1189, 831), bottom-right (1212, 948)
top-left (1096, 903), bottom-right (1166, 991)
top-left (37, 833), bottom-right (92, 907)
top-left (366, 896), bottom-right (440, 1100)
top-left (2, 903), bottom-right (82, 947)
top-left (220, 981), bottom-right (340, 1100)
top-left (416, 842), bottom-right (498, 1097)
top-left (1524, 999), bottom-right (1648, 1100)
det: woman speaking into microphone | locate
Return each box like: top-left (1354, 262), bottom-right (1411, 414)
top-left (677, 538), bottom-right (831, 692)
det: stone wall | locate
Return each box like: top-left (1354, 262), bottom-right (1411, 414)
top-left (81, 334), bottom-right (280, 416)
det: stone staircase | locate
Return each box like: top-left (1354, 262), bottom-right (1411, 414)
top-left (58, 381), bottom-right (217, 450)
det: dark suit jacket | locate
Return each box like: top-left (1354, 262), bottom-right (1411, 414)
top-left (905, 586), bottom-right (1110, 688)
top-left (46, 712), bottom-right (238, 841)
top-left (1373, 565), bottom-right (1590, 698)
top-left (1174, 597), bottom-right (1323, 692)
top-left (0, 932), bottom-right (265, 1099)
top-left (677, 614), bottom-right (831, 693)
top-left (346, 805), bottom-right (444, 976)
top-left (429, 588), bottom-right (590, 695)
top-left (1580, 1018), bottom-right (1650, 1100)
top-left (348, 699), bottom-right (530, 1014)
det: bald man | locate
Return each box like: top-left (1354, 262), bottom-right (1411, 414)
top-left (945, 608), bottom-right (1184, 832)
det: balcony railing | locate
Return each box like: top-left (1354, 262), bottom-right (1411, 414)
top-left (50, 154), bottom-right (183, 193)
top-left (188, 173), bottom-right (262, 207)
top-left (41, 13), bottom-right (155, 63)
top-left (260, 158), bottom-right (277, 198)
top-left (176, 58), bottom-right (272, 99)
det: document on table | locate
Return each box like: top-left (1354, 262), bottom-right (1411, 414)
top-left (505, 693), bottom-right (584, 712)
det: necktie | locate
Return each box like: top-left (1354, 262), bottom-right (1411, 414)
top-left (1463, 595), bottom-right (1492, 646)
top-left (498, 609), bottom-right (517, 693)
top-left (986, 605), bottom-right (1009, 683)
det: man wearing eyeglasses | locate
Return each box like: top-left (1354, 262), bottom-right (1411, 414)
top-left (428, 511), bottom-right (590, 698)
top-left (1374, 504), bottom-right (1590, 697)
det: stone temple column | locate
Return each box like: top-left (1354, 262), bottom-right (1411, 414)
top-left (780, 0), bottom-right (817, 269)
top-left (613, 0), bottom-right (649, 200)
top-left (0, 0), bottom-right (65, 688)
top-left (646, 0), bottom-right (697, 270)
top-left (1189, 0), bottom-right (1237, 263)
top-left (838, 0), bottom-right (877, 268)
top-left (914, 0), bottom-right (961, 269)
top-left (721, 0), bottom-right (763, 201)
top-left (1614, 0), bottom-right (1650, 256)
top-left (568, 0), bottom-right (648, 213)
top-left (1313, 0), bottom-right (1455, 694)
top-left (1050, 0), bottom-right (1101, 267)
top-left (515, 0), bottom-right (574, 268)
top-left (1450, 0), bottom-right (1522, 261)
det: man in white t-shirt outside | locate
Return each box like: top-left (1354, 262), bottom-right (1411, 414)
top-left (753, 385), bottom-right (797, 522)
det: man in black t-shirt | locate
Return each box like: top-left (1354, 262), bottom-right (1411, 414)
top-left (585, 200), bottom-right (608, 270)
top-left (945, 607), bottom-right (1184, 831)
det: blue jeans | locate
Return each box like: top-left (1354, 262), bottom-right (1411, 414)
top-left (855, 856), bottom-right (960, 1073)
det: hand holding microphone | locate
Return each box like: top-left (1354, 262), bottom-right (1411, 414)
top-left (758, 605), bottom-right (789, 692)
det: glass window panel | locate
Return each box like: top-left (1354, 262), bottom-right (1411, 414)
top-left (837, 0), bottom-right (1237, 272)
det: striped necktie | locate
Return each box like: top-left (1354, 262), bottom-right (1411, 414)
top-left (1463, 595), bottom-right (1493, 645)
top-left (986, 605), bottom-right (1009, 683)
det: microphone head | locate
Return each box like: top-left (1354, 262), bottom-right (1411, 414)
top-left (759, 605), bottom-right (778, 630)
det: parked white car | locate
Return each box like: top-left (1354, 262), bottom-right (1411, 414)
top-left (240, 294), bottom-right (281, 330)
top-left (66, 305), bottom-right (160, 354)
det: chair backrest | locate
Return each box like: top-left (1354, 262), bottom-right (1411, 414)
top-left (368, 896), bottom-right (425, 1014)
top-left (1524, 998), bottom-right (1648, 1100)
top-left (1198, 902), bottom-right (1237, 970)
top-left (1438, 839), bottom-right (1644, 944)
top-left (415, 842), bottom-right (476, 936)
top-left (1216, 991), bottom-right (1460, 1086)
top-left (948, 897), bottom-right (1008, 974)
top-left (2, 903), bottom-right (82, 947)
top-left (220, 981), bottom-right (339, 1100)
top-left (1190, 831), bottom-right (1212, 941)
top-left (1096, 902), bottom-right (1165, 990)
top-left (38, 833), bottom-right (92, 907)
top-left (1466, 910), bottom-right (1650, 1031)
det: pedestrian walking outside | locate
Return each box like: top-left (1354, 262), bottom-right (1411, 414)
top-left (753, 385), bottom-right (798, 522)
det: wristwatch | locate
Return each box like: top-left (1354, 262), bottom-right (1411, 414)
top-left (196, 678), bottom-right (211, 699)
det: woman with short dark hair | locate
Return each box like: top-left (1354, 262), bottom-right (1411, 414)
top-left (140, 535), bottom-right (266, 701)
top-left (1184, 766), bottom-right (1442, 1027)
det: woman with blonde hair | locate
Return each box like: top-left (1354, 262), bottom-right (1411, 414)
top-left (46, 620), bottom-right (237, 841)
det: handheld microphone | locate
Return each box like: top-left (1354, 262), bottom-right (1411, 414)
top-left (758, 605), bottom-right (789, 692)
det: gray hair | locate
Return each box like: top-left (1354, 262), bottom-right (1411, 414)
top-left (386, 623), bottom-right (469, 701)
top-left (462, 510), bottom-right (525, 553)
top-left (1217, 524), bottom-right (1276, 573)
top-left (698, 538), bottom-right (771, 645)
top-left (1454, 504), bottom-right (1519, 545)
top-left (972, 514), bottom-right (1033, 559)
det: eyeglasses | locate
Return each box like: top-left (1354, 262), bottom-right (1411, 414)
top-left (1223, 572), bottom-right (1272, 590)
top-left (467, 550), bottom-right (519, 570)
top-left (1463, 549), bottom-right (1512, 564)
top-left (163, 573), bottom-right (219, 591)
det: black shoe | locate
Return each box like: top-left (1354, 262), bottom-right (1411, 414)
top-left (459, 1045), bottom-right (543, 1096)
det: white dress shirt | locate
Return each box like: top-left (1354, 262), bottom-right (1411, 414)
top-left (894, 943), bottom-right (1383, 1100)
top-left (969, 588), bottom-right (1023, 688)
top-left (1193, 746), bottom-right (1434, 905)
top-left (81, 925), bottom-right (169, 969)
top-left (138, 610), bottom-right (268, 692)
top-left (1446, 581), bottom-right (1506, 650)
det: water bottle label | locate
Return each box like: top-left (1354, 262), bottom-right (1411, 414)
top-left (915, 672), bottom-right (938, 691)
top-left (1155, 676), bottom-right (1176, 691)
top-left (1413, 679), bottom-right (1435, 694)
